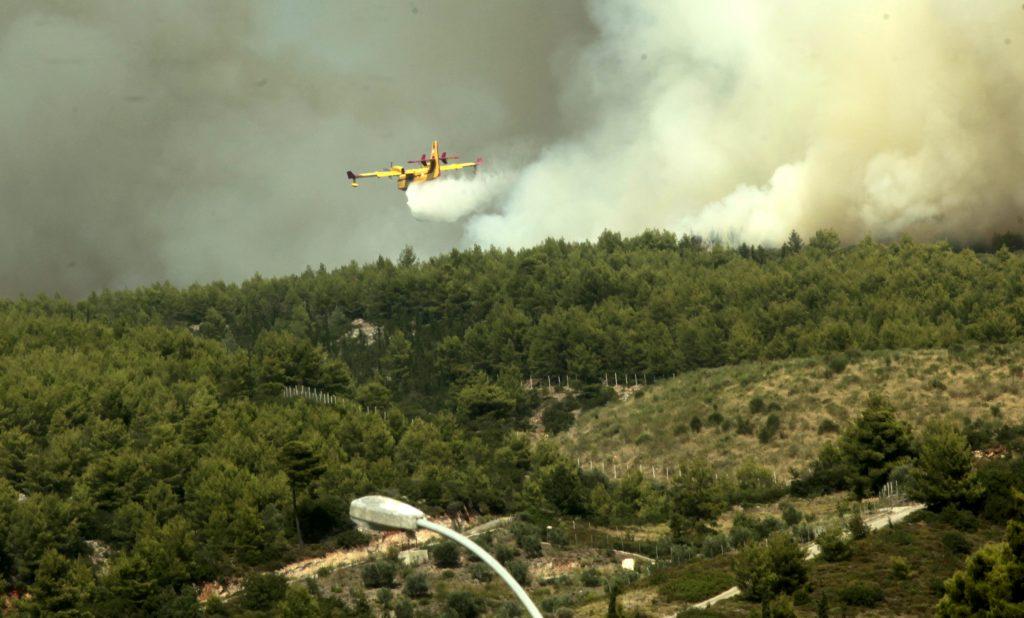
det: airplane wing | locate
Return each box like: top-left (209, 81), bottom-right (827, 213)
top-left (347, 168), bottom-right (404, 187)
top-left (439, 157), bottom-right (483, 173)
top-left (355, 169), bottom-right (402, 179)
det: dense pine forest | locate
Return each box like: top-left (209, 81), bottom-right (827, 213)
top-left (3, 230), bottom-right (1024, 615)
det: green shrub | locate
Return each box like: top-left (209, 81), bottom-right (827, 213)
top-left (394, 596), bottom-right (414, 618)
top-left (977, 457), bottom-right (1024, 522)
top-left (432, 541), bottom-right (461, 568)
top-left (758, 414), bottom-right (781, 443)
top-left (941, 530), bottom-right (971, 555)
top-left (792, 522), bottom-right (816, 543)
top-left (690, 416), bottom-right (703, 433)
top-left (816, 526), bottom-right (851, 562)
top-left (730, 513), bottom-right (784, 544)
top-left (655, 566), bottom-right (734, 603)
top-left (792, 586), bottom-right (811, 606)
top-left (494, 544), bottom-right (518, 563)
top-left (837, 581), bottom-right (884, 607)
top-left (781, 503), bottom-right (803, 526)
top-left (938, 506), bottom-right (978, 531)
top-left (513, 523), bottom-right (544, 558)
top-left (847, 511), bottom-right (868, 539)
top-left (361, 560), bottom-right (397, 588)
top-left (701, 533), bottom-right (731, 557)
top-left (732, 532), bottom-right (807, 601)
top-left (240, 573), bottom-right (288, 610)
top-left (826, 354), bottom-right (848, 375)
top-left (545, 525), bottom-right (569, 547)
top-left (446, 590), bottom-right (486, 618)
top-left (204, 596), bottom-right (229, 617)
top-left (336, 527), bottom-right (370, 548)
top-left (731, 464), bottom-right (787, 505)
top-left (541, 403), bottom-right (575, 435)
top-left (817, 419), bottom-right (840, 434)
top-left (578, 384), bottom-right (617, 409)
top-left (767, 594), bottom-right (797, 617)
top-left (402, 571), bottom-right (430, 599)
top-left (790, 442), bottom-right (851, 497)
top-left (580, 568), bottom-right (602, 587)
top-left (890, 556), bottom-right (910, 580)
top-left (736, 418), bottom-right (755, 435)
top-left (879, 526), bottom-right (914, 546)
top-left (815, 593), bottom-right (830, 617)
top-left (508, 559), bottom-right (530, 586)
top-left (749, 396), bottom-right (767, 414)
top-left (468, 562), bottom-right (493, 583)
top-left (707, 411), bottom-right (724, 426)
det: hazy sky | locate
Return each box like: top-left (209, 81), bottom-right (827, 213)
top-left (0, 1), bottom-right (595, 297)
top-left (4, 1), bottom-right (1024, 298)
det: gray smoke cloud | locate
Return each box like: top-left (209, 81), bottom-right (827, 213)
top-left (0, 0), bottom-right (594, 297)
top-left (7, 1), bottom-right (1024, 298)
top-left (455, 1), bottom-right (1024, 249)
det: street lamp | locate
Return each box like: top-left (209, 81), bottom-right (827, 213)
top-left (350, 495), bottom-right (542, 618)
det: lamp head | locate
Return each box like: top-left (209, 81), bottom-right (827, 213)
top-left (350, 495), bottom-right (425, 532)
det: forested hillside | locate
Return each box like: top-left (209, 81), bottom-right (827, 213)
top-left (22, 230), bottom-right (1024, 401)
top-left (4, 230), bottom-right (1024, 615)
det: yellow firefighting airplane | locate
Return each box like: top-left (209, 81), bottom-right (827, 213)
top-left (347, 141), bottom-right (482, 191)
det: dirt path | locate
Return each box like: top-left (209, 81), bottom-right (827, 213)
top-left (199, 516), bottom-right (515, 601)
top-left (687, 502), bottom-right (925, 611)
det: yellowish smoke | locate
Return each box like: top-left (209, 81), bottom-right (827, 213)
top-left (466, 1), bottom-right (1024, 247)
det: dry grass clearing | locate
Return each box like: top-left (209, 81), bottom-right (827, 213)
top-left (559, 346), bottom-right (1024, 477)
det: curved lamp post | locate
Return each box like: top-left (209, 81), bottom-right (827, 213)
top-left (350, 495), bottom-right (542, 618)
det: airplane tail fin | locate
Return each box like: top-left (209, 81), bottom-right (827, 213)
top-left (346, 171), bottom-right (359, 187)
top-left (429, 140), bottom-right (441, 176)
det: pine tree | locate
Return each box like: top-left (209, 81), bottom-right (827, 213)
top-left (280, 441), bottom-right (325, 545)
top-left (909, 421), bottom-right (980, 510)
top-left (840, 403), bottom-right (914, 497)
top-left (669, 462), bottom-right (726, 542)
top-left (936, 517), bottom-right (1024, 616)
top-left (783, 230), bottom-right (804, 255)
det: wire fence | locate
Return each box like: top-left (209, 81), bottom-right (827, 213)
top-left (281, 384), bottom-right (339, 405)
top-left (282, 384), bottom-right (397, 420)
top-left (523, 371), bottom-right (678, 390)
top-left (572, 457), bottom-right (792, 490)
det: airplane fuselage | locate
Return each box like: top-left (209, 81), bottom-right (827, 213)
top-left (348, 140), bottom-right (480, 191)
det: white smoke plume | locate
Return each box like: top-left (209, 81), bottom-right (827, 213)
top-left (463, 1), bottom-right (1024, 248)
top-left (405, 172), bottom-right (511, 223)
